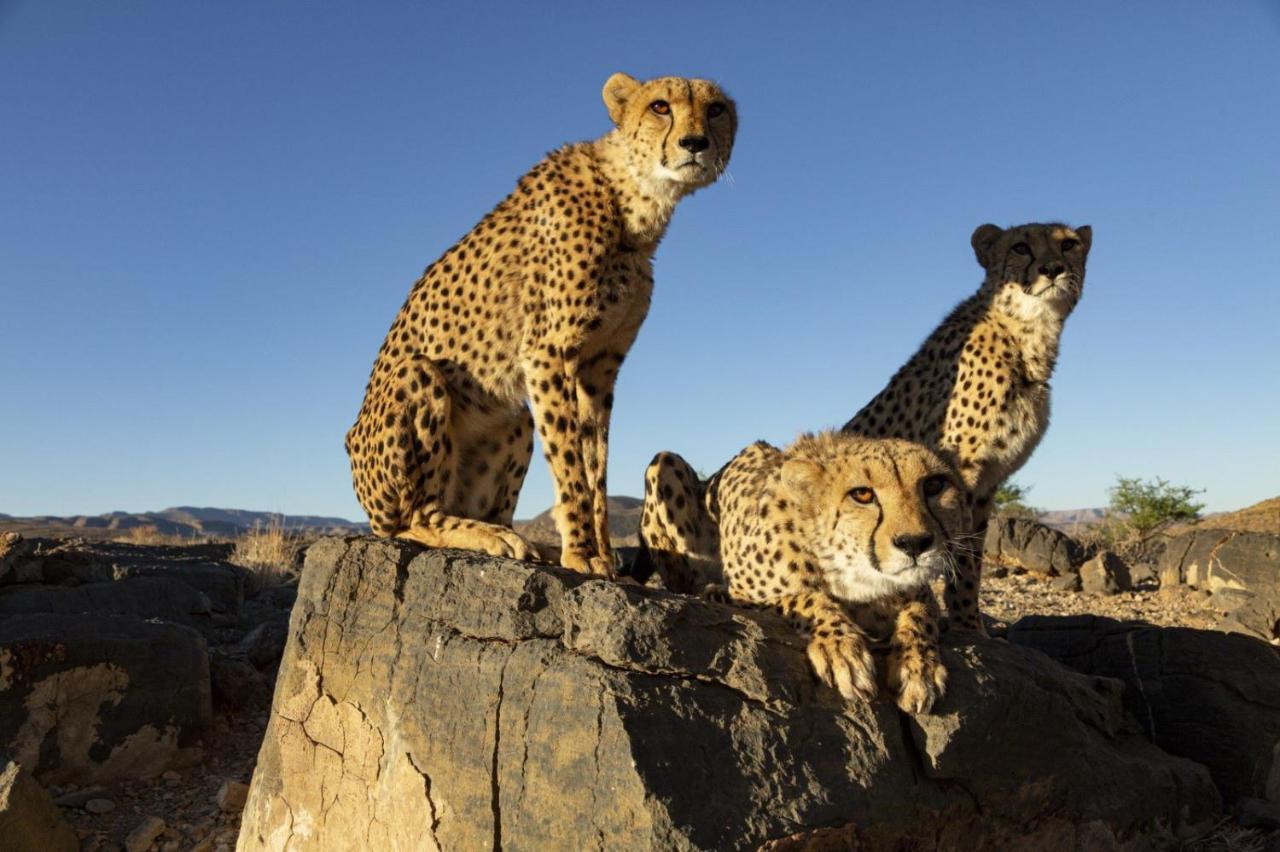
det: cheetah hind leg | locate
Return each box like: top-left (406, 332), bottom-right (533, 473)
top-left (348, 353), bottom-right (537, 562)
top-left (637, 451), bottom-right (720, 594)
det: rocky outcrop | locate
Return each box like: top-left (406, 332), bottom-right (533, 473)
top-left (1008, 615), bottom-right (1280, 806)
top-left (983, 516), bottom-right (1087, 577)
top-left (0, 755), bottom-right (78, 852)
top-left (1158, 529), bottom-right (1280, 641)
top-left (0, 613), bottom-right (211, 785)
top-left (238, 537), bottom-right (1218, 851)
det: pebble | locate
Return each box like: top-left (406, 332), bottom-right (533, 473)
top-left (162, 770), bottom-right (182, 782)
top-left (85, 798), bottom-right (117, 814)
top-left (124, 816), bottom-right (167, 852)
top-left (216, 779), bottom-right (250, 813)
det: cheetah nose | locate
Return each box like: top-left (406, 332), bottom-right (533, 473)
top-left (892, 533), bottom-right (935, 559)
top-left (1039, 262), bottom-right (1066, 278)
top-left (678, 135), bottom-right (710, 153)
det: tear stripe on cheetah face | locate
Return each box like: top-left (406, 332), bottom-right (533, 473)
top-left (781, 432), bottom-right (966, 606)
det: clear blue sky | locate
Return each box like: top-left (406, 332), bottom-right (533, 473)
top-left (2, 1), bottom-right (1278, 521)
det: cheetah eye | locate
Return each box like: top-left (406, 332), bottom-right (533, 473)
top-left (1011, 242), bottom-right (1033, 257)
top-left (848, 487), bottom-right (876, 505)
top-left (649, 100), bottom-right (670, 116)
top-left (1060, 238), bottom-right (1078, 252)
top-left (922, 475), bottom-right (949, 498)
top-left (707, 102), bottom-right (726, 118)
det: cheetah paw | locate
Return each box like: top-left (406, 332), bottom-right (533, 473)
top-left (807, 633), bottom-right (877, 702)
top-left (889, 650), bottom-right (947, 715)
top-left (560, 550), bottom-right (616, 578)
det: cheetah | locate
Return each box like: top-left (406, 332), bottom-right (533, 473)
top-left (345, 73), bottom-right (736, 576)
top-left (843, 222), bottom-right (1092, 631)
top-left (637, 431), bottom-right (966, 712)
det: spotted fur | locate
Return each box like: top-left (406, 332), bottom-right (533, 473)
top-left (843, 222), bottom-right (1092, 631)
top-left (345, 73), bottom-right (736, 575)
top-left (638, 431), bottom-right (966, 712)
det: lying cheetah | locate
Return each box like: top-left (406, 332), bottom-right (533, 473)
top-left (843, 222), bottom-right (1092, 631)
top-left (638, 431), bottom-right (966, 712)
top-left (345, 73), bottom-right (736, 576)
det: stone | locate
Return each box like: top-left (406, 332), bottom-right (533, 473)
top-left (1079, 550), bottom-right (1128, 595)
top-left (1050, 572), bottom-right (1082, 593)
top-left (51, 786), bottom-right (106, 808)
top-left (84, 798), bottom-right (116, 814)
top-left (0, 576), bottom-right (216, 626)
top-left (216, 779), bottom-right (248, 813)
top-left (237, 537), bottom-right (1217, 851)
top-left (237, 618), bottom-right (290, 670)
top-left (0, 756), bottom-right (79, 851)
top-left (1237, 797), bottom-right (1280, 831)
top-left (1158, 529), bottom-right (1280, 641)
top-left (124, 816), bottom-right (166, 852)
top-left (984, 517), bottom-right (1087, 577)
top-left (1008, 615), bottom-right (1280, 806)
top-left (0, 612), bottom-right (211, 785)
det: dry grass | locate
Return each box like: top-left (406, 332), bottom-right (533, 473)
top-left (115, 525), bottom-right (201, 546)
top-left (1184, 818), bottom-right (1276, 852)
top-left (232, 519), bottom-right (302, 585)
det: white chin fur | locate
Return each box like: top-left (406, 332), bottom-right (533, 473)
top-left (825, 553), bottom-right (942, 604)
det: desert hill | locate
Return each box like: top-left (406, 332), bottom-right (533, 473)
top-left (0, 506), bottom-right (366, 540)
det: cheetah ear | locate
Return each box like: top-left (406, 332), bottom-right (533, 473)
top-left (971, 224), bottom-right (1003, 269)
top-left (1075, 225), bottom-right (1093, 255)
top-left (780, 459), bottom-right (826, 507)
top-left (603, 72), bottom-right (639, 126)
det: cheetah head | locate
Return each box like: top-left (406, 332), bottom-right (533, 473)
top-left (972, 222), bottom-right (1092, 321)
top-left (602, 72), bottom-right (736, 194)
top-left (780, 433), bottom-right (967, 604)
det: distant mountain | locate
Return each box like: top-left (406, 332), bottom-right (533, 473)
top-left (1034, 508), bottom-right (1111, 530)
top-left (0, 506), bottom-right (366, 540)
top-left (515, 496), bottom-right (644, 547)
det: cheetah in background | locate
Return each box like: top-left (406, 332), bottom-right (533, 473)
top-left (346, 72), bottom-right (736, 576)
top-left (638, 431), bottom-right (967, 712)
top-left (843, 222), bottom-right (1092, 631)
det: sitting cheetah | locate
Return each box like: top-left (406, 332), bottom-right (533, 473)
top-left (843, 222), bottom-right (1092, 631)
top-left (345, 73), bottom-right (736, 576)
top-left (637, 431), bottom-right (966, 712)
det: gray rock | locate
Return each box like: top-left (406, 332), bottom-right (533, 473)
top-left (237, 537), bottom-right (1217, 851)
top-left (124, 816), bottom-right (166, 852)
top-left (984, 517), bottom-right (1087, 577)
top-left (237, 618), bottom-right (290, 670)
top-left (0, 613), bottom-right (211, 785)
top-left (0, 576), bottom-right (215, 626)
top-left (1079, 550), bottom-right (1128, 595)
top-left (0, 755), bottom-right (78, 852)
top-left (1050, 572), bottom-right (1082, 593)
top-left (1237, 797), bottom-right (1280, 831)
top-left (1008, 615), bottom-right (1280, 806)
top-left (1158, 529), bottom-right (1280, 641)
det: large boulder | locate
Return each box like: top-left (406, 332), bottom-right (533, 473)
top-left (238, 538), bottom-right (1217, 851)
top-left (0, 612), bottom-right (211, 785)
top-left (984, 516), bottom-right (1087, 577)
top-left (1158, 529), bottom-right (1279, 641)
top-left (1008, 615), bottom-right (1280, 806)
top-left (0, 755), bottom-right (78, 852)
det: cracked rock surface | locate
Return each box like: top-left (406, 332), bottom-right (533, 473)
top-left (237, 537), bottom-right (1219, 851)
top-left (1009, 614), bottom-right (1280, 806)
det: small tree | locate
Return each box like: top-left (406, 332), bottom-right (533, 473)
top-left (1107, 476), bottom-right (1204, 537)
top-left (993, 480), bottom-right (1037, 519)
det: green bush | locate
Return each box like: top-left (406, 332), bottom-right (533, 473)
top-left (993, 480), bottom-right (1038, 519)
top-left (1107, 476), bottom-right (1204, 536)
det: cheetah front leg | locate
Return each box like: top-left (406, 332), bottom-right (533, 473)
top-left (775, 590), bottom-right (877, 702)
top-left (638, 451), bottom-right (720, 593)
top-left (943, 508), bottom-right (988, 635)
top-left (886, 586), bottom-right (947, 714)
top-left (345, 354), bottom-right (537, 561)
top-left (524, 343), bottom-right (612, 577)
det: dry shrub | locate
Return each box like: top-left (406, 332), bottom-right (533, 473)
top-left (233, 519), bottom-right (302, 585)
top-left (117, 525), bottom-right (193, 546)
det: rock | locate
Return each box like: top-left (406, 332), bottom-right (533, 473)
top-left (0, 613), bottom-right (211, 785)
top-left (237, 618), bottom-right (290, 670)
top-left (124, 816), bottom-right (166, 852)
top-left (1079, 550), bottom-right (1128, 595)
top-left (208, 650), bottom-right (270, 711)
top-left (51, 786), bottom-right (106, 808)
top-left (1049, 572), bottom-right (1082, 593)
top-left (84, 798), bottom-right (116, 814)
top-left (1237, 797), bottom-right (1280, 831)
top-left (1158, 529), bottom-right (1280, 641)
top-left (0, 756), bottom-right (79, 851)
top-left (984, 516), bottom-right (1087, 577)
top-left (0, 576), bottom-right (216, 626)
top-left (1008, 615), bottom-right (1280, 806)
top-left (216, 779), bottom-right (249, 813)
top-left (238, 537), bottom-right (1217, 850)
